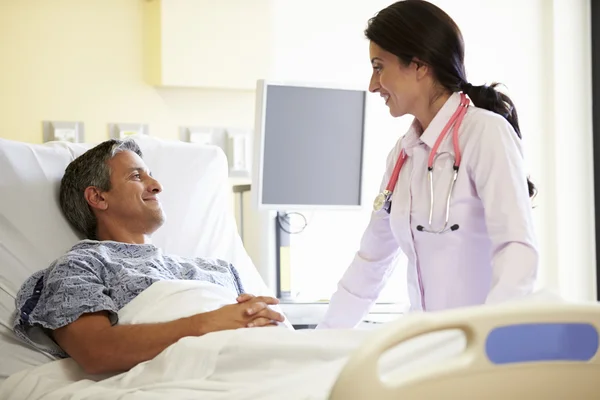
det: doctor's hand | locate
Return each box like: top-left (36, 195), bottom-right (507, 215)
top-left (192, 295), bottom-right (284, 334)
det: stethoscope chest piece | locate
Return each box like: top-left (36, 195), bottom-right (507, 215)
top-left (372, 191), bottom-right (388, 212)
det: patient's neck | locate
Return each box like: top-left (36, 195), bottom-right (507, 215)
top-left (95, 223), bottom-right (152, 245)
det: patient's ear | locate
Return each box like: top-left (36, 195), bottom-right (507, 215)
top-left (84, 186), bottom-right (108, 211)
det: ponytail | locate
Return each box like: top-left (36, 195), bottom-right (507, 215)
top-left (460, 82), bottom-right (537, 199)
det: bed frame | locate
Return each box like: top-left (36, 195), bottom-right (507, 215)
top-left (329, 302), bottom-right (600, 399)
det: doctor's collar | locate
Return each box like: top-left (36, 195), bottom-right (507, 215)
top-left (400, 121), bottom-right (423, 151)
top-left (419, 92), bottom-right (465, 150)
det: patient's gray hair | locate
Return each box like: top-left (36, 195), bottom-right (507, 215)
top-left (59, 139), bottom-right (143, 239)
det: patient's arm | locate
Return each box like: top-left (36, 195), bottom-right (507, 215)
top-left (53, 296), bottom-right (285, 375)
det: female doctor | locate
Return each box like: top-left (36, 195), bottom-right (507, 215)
top-left (318, 0), bottom-right (538, 329)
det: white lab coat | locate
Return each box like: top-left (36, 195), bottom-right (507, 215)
top-left (318, 92), bottom-right (539, 329)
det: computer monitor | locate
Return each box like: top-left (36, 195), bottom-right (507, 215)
top-left (252, 80), bottom-right (367, 211)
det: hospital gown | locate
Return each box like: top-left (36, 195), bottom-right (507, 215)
top-left (12, 240), bottom-right (245, 358)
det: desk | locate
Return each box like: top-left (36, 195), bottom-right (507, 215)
top-left (279, 302), bottom-right (407, 329)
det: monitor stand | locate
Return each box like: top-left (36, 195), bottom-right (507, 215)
top-left (275, 211), bottom-right (294, 301)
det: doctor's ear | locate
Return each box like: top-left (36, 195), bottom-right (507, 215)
top-left (84, 186), bottom-right (109, 211)
top-left (411, 57), bottom-right (430, 80)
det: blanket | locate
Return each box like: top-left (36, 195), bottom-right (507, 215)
top-left (0, 280), bottom-right (476, 399)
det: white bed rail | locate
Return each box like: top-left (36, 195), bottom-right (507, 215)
top-left (328, 302), bottom-right (600, 399)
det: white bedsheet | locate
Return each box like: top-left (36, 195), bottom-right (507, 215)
top-left (0, 280), bottom-right (473, 399)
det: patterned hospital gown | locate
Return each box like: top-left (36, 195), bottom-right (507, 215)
top-left (13, 240), bottom-right (245, 358)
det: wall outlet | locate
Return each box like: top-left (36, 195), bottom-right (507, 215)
top-left (226, 128), bottom-right (252, 178)
top-left (108, 123), bottom-right (149, 139)
top-left (179, 126), bottom-right (250, 177)
top-left (179, 126), bottom-right (213, 144)
top-left (42, 121), bottom-right (84, 143)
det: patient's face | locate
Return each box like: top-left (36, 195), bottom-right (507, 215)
top-left (103, 150), bottom-right (166, 233)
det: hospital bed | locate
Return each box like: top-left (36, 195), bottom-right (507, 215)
top-left (0, 135), bottom-right (598, 399)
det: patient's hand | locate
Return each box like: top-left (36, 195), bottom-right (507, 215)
top-left (194, 295), bottom-right (284, 333)
top-left (236, 293), bottom-right (281, 326)
top-left (236, 293), bottom-right (257, 303)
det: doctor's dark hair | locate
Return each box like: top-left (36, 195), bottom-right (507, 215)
top-left (365, 0), bottom-right (536, 198)
top-left (59, 139), bottom-right (143, 239)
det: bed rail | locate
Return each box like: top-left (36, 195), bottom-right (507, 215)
top-left (328, 302), bottom-right (600, 399)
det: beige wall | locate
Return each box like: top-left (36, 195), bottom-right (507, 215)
top-left (0, 0), bottom-right (255, 144)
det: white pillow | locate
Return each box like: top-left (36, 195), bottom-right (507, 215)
top-left (0, 135), bottom-right (272, 380)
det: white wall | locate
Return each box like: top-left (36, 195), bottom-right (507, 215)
top-left (269, 0), bottom-right (407, 302)
top-left (242, 0), bottom-right (409, 303)
top-left (242, 0), bottom-right (597, 303)
top-left (548, 0), bottom-right (596, 301)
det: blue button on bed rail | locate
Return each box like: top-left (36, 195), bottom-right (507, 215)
top-left (485, 323), bottom-right (599, 364)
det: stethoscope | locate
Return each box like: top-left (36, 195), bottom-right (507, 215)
top-left (372, 93), bottom-right (470, 234)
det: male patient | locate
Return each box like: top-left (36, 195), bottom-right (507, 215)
top-left (13, 139), bottom-right (284, 375)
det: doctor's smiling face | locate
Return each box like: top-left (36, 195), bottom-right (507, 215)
top-left (364, 1), bottom-right (472, 131)
top-left (368, 41), bottom-right (430, 119)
